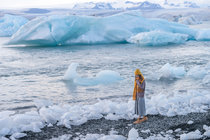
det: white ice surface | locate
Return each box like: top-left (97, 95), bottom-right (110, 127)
top-left (0, 14), bottom-right (28, 37)
top-left (64, 63), bottom-right (122, 86)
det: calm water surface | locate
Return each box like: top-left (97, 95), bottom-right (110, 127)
top-left (0, 37), bottom-right (209, 112)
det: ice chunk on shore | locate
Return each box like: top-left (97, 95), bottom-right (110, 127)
top-left (180, 130), bottom-right (202, 140)
top-left (128, 31), bottom-right (188, 46)
top-left (0, 14), bottom-right (28, 37)
top-left (203, 125), bottom-right (210, 137)
top-left (50, 134), bottom-right (72, 140)
top-left (187, 120), bottom-right (193, 124)
top-left (10, 133), bottom-right (27, 139)
top-left (157, 63), bottom-right (186, 80)
top-left (196, 29), bottom-right (210, 41)
top-left (128, 128), bottom-right (139, 140)
top-left (8, 11), bottom-right (197, 46)
top-left (64, 63), bottom-right (122, 86)
top-left (78, 134), bottom-right (126, 140)
top-left (0, 89), bottom-right (210, 137)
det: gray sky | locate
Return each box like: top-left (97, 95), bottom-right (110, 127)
top-left (0, 0), bottom-right (209, 9)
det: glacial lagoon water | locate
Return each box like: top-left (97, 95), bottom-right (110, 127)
top-left (0, 37), bottom-right (209, 112)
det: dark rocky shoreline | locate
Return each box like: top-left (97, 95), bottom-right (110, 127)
top-left (17, 110), bottom-right (210, 140)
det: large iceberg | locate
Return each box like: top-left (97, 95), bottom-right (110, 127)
top-left (8, 11), bottom-right (198, 46)
top-left (0, 14), bottom-right (28, 37)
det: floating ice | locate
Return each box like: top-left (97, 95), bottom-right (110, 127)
top-left (187, 65), bottom-right (208, 79)
top-left (180, 130), bottom-right (202, 140)
top-left (34, 99), bottom-right (53, 109)
top-left (157, 63), bottom-right (186, 80)
top-left (8, 11), bottom-right (198, 46)
top-left (64, 63), bottom-right (122, 86)
top-left (196, 29), bottom-right (210, 41)
top-left (127, 31), bottom-right (188, 46)
top-left (0, 14), bottom-right (28, 37)
top-left (203, 75), bottom-right (210, 86)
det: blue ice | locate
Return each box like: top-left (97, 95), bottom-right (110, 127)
top-left (0, 14), bottom-right (28, 37)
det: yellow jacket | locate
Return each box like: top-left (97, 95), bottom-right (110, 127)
top-left (133, 79), bottom-right (145, 100)
top-left (133, 69), bottom-right (145, 100)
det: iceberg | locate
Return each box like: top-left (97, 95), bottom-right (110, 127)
top-left (127, 30), bottom-right (188, 46)
top-left (64, 63), bottom-right (122, 86)
top-left (0, 14), bottom-right (28, 37)
top-left (8, 11), bottom-right (198, 46)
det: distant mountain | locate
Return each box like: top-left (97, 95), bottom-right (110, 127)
top-left (92, 3), bottom-right (114, 10)
top-left (24, 8), bottom-right (50, 14)
top-left (73, 2), bottom-right (95, 9)
top-left (73, 2), bottom-right (114, 10)
top-left (125, 1), bottom-right (141, 5)
top-left (183, 1), bottom-right (199, 8)
top-left (127, 1), bottom-right (163, 10)
top-left (164, 0), bottom-right (200, 8)
top-left (73, 1), bottom-right (163, 10)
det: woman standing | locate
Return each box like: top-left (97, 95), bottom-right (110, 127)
top-left (133, 69), bottom-right (148, 124)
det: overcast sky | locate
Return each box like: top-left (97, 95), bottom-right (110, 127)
top-left (0, 0), bottom-right (209, 9)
